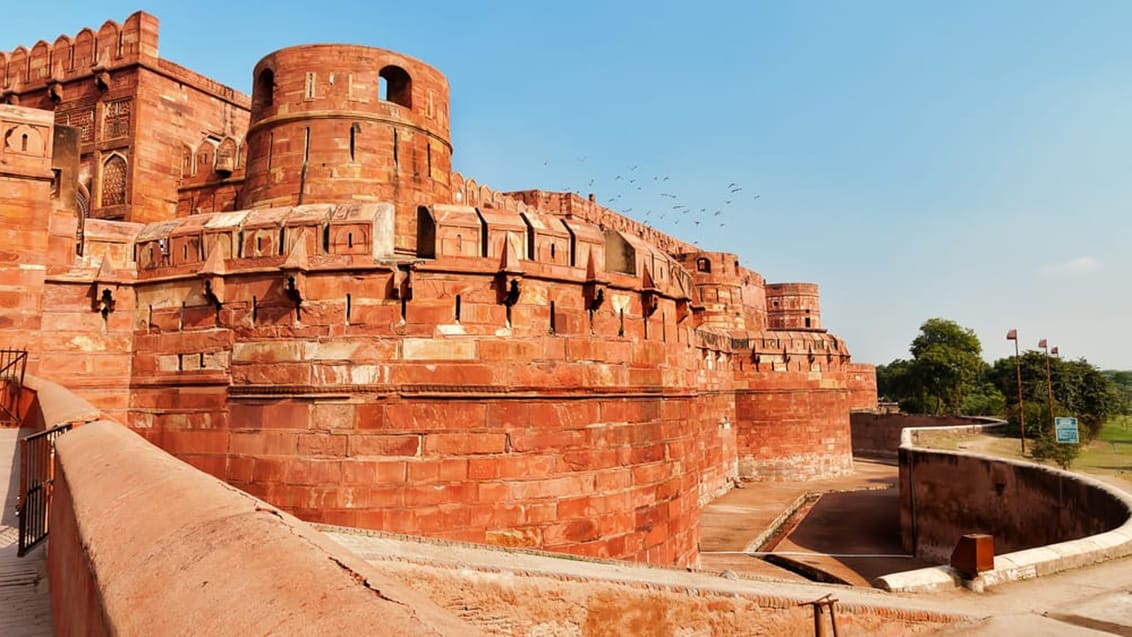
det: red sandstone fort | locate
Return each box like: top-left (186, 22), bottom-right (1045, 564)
top-left (0, 12), bottom-right (878, 566)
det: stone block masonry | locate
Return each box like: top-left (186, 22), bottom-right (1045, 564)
top-left (1, 12), bottom-right (877, 568)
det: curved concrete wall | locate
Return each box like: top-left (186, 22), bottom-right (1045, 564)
top-left (48, 419), bottom-right (478, 636)
top-left (878, 423), bottom-right (1132, 592)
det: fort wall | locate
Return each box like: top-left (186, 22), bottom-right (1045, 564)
top-left (1, 12), bottom-right (251, 224)
top-left (49, 419), bottom-right (478, 636)
top-left (30, 377), bottom-right (961, 635)
top-left (0, 14), bottom-right (877, 568)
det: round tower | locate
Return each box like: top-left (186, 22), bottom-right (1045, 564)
top-left (241, 44), bottom-right (452, 254)
top-left (765, 282), bottom-right (821, 330)
top-left (676, 252), bottom-right (767, 332)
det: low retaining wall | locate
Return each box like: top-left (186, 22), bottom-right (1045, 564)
top-left (38, 379), bottom-right (965, 635)
top-left (877, 423), bottom-right (1132, 592)
top-left (849, 413), bottom-right (996, 458)
top-left (48, 420), bottom-right (478, 636)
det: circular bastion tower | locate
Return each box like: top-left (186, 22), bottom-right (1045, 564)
top-left (240, 44), bottom-right (453, 254)
top-left (766, 282), bottom-right (821, 330)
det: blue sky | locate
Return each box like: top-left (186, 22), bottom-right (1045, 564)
top-left (4, 2), bottom-right (1131, 369)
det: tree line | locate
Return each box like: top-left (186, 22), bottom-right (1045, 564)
top-left (876, 318), bottom-right (1131, 466)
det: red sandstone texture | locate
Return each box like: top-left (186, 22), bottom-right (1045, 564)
top-left (0, 12), bottom-right (877, 566)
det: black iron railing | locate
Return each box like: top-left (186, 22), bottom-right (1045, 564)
top-left (18, 424), bottom-right (71, 557)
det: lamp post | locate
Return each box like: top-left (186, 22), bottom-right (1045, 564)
top-left (1040, 339), bottom-right (1055, 434)
top-left (1007, 329), bottom-right (1025, 454)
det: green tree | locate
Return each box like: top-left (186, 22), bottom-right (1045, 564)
top-left (876, 358), bottom-right (931, 413)
top-left (1102, 370), bottom-right (1132, 417)
top-left (991, 352), bottom-right (1120, 442)
top-left (907, 318), bottom-right (985, 415)
top-left (1009, 399), bottom-right (1078, 469)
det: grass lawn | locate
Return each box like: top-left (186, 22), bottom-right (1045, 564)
top-left (917, 415), bottom-right (1132, 481)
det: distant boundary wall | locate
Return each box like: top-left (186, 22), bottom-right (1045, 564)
top-left (849, 413), bottom-right (995, 459)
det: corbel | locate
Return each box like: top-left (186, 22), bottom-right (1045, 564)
top-left (496, 232), bottom-right (524, 307)
top-left (46, 79), bottom-right (63, 103)
top-left (282, 270), bottom-right (304, 308)
top-left (0, 89), bottom-right (17, 105)
top-left (202, 278), bottom-right (223, 312)
top-left (198, 244), bottom-right (226, 312)
top-left (96, 287), bottom-right (115, 318)
top-left (92, 255), bottom-right (117, 318)
top-left (391, 264), bottom-right (413, 301)
top-left (280, 229), bottom-right (311, 309)
top-left (502, 277), bottom-right (522, 307)
top-left (640, 265), bottom-right (660, 318)
top-left (582, 251), bottom-right (609, 312)
top-left (92, 64), bottom-right (111, 91)
top-left (641, 288), bottom-right (659, 318)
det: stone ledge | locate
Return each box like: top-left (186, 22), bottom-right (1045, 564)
top-left (49, 420), bottom-right (479, 635)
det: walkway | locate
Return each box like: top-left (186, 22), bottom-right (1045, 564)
top-left (698, 456), bottom-right (1132, 635)
top-left (0, 427), bottom-right (53, 636)
top-left (699, 458), bottom-right (933, 584)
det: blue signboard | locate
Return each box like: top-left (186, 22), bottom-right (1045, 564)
top-left (1055, 417), bottom-right (1079, 444)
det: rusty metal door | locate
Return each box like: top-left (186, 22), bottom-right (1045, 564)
top-left (18, 424), bottom-right (71, 557)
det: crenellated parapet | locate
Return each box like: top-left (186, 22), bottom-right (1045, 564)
top-left (0, 12), bottom-right (158, 96)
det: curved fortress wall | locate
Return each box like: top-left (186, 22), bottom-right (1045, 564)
top-left (0, 13), bottom-right (876, 568)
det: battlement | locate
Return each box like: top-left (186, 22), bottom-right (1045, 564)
top-left (0, 12), bottom-right (158, 92)
top-left (504, 188), bottom-right (697, 256)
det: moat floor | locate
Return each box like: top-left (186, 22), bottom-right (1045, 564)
top-left (699, 458), bottom-right (933, 585)
top-left (0, 427), bottom-right (53, 637)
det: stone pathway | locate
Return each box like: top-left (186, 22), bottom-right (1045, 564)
top-left (0, 428), bottom-right (53, 637)
top-left (698, 458), bottom-right (926, 583)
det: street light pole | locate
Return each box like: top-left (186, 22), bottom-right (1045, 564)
top-left (1040, 339), bottom-right (1055, 433)
top-left (1007, 329), bottom-right (1025, 455)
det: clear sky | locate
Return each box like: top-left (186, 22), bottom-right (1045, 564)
top-left (4, 2), bottom-right (1131, 369)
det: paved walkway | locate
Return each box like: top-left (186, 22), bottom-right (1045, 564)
top-left (0, 428), bottom-right (53, 637)
top-left (698, 456), bottom-right (1132, 635)
top-left (699, 458), bottom-right (934, 584)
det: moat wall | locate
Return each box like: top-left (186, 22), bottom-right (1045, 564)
top-left (850, 413), bottom-right (993, 459)
top-left (899, 428), bottom-right (1131, 563)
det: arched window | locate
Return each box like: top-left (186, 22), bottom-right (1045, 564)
top-left (378, 65), bottom-right (412, 108)
top-left (696, 257), bottom-right (711, 273)
top-left (101, 154), bottom-right (127, 206)
top-left (253, 68), bottom-right (274, 110)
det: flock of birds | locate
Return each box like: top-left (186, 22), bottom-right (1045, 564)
top-left (538, 157), bottom-right (761, 246)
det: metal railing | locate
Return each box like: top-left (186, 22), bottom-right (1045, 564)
top-left (18, 424), bottom-right (71, 556)
top-left (0, 348), bottom-right (28, 425)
